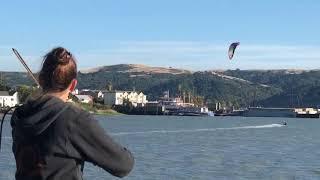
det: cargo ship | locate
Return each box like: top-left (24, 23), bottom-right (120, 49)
top-left (295, 108), bottom-right (320, 118)
top-left (243, 107), bottom-right (296, 118)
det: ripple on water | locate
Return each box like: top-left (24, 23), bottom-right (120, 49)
top-left (1, 116), bottom-right (320, 179)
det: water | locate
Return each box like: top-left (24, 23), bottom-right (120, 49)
top-left (1, 115), bottom-right (320, 180)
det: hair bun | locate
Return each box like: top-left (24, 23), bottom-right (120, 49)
top-left (57, 49), bottom-right (72, 65)
top-left (40, 47), bottom-right (77, 92)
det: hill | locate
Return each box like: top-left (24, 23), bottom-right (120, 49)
top-left (2, 64), bottom-right (320, 109)
top-left (76, 65), bottom-right (281, 108)
top-left (80, 64), bottom-right (192, 74)
top-left (223, 69), bottom-right (320, 107)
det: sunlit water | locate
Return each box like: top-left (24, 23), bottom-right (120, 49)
top-left (1, 115), bottom-right (320, 180)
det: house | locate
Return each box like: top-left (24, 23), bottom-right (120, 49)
top-left (79, 89), bottom-right (104, 100)
top-left (97, 91), bottom-right (104, 98)
top-left (75, 94), bottom-right (93, 104)
top-left (104, 90), bottom-right (148, 107)
top-left (0, 91), bottom-right (19, 107)
top-left (71, 89), bottom-right (79, 95)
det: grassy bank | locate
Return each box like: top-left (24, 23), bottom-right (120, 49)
top-left (94, 109), bottom-right (121, 115)
top-left (77, 103), bottom-right (122, 115)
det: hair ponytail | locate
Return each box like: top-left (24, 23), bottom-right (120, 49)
top-left (39, 47), bottom-right (77, 92)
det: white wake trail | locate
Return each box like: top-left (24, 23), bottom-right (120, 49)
top-left (111, 124), bottom-right (284, 136)
top-left (1, 124), bottom-right (284, 139)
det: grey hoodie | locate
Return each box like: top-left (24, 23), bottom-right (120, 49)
top-left (11, 95), bottom-right (134, 180)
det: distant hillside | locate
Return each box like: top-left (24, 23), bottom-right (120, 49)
top-left (223, 69), bottom-right (320, 107)
top-left (0, 72), bottom-right (34, 87)
top-left (2, 64), bottom-right (320, 109)
top-left (77, 70), bottom-right (279, 108)
top-left (76, 65), bottom-right (280, 108)
top-left (80, 64), bottom-right (192, 75)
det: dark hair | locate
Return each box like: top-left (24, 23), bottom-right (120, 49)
top-left (39, 47), bottom-right (77, 92)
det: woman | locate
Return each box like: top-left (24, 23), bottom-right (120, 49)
top-left (11, 47), bottom-right (134, 179)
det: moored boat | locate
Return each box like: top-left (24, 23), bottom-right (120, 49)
top-left (243, 107), bottom-right (296, 118)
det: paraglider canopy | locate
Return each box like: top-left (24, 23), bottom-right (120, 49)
top-left (228, 42), bottom-right (240, 60)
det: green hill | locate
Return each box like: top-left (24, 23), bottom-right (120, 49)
top-left (223, 69), bottom-right (320, 107)
top-left (2, 64), bottom-right (320, 109)
top-left (76, 65), bottom-right (281, 109)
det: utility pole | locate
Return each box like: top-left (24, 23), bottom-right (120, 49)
top-left (178, 84), bottom-right (182, 98)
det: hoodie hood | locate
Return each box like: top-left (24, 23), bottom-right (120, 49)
top-left (11, 95), bottom-right (69, 136)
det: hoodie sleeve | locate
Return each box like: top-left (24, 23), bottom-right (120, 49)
top-left (69, 112), bottom-right (134, 178)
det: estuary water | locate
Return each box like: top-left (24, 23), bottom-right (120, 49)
top-left (1, 115), bottom-right (320, 180)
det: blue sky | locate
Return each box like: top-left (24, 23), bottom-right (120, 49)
top-left (1, 0), bottom-right (320, 71)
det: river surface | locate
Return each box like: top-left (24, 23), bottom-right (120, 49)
top-left (1, 115), bottom-right (320, 180)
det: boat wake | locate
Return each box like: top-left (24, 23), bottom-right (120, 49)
top-left (112, 124), bottom-right (284, 136)
top-left (225, 124), bottom-right (284, 130)
top-left (1, 124), bottom-right (284, 139)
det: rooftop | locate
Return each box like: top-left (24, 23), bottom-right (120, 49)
top-left (0, 91), bottom-right (10, 96)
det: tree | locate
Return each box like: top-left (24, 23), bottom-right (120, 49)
top-left (0, 82), bottom-right (10, 91)
top-left (16, 85), bottom-right (37, 103)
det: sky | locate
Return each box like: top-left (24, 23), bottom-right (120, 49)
top-left (1, 0), bottom-right (320, 71)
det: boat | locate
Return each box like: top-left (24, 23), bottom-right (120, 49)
top-left (296, 113), bottom-right (319, 118)
top-left (171, 108), bottom-right (211, 116)
top-left (243, 107), bottom-right (296, 118)
top-left (165, 105), bottom-right (211, 116)
top-left (159, 96), bottom-right (212, 116)
top-left (214, 109), bottom-right (245, 117)
top-left (176, 112), bottom-right (205, 116)
top-left (295, 108), bottom-right (319, 118)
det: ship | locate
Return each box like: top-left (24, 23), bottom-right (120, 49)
top-left (296, 113), bottom-right (320, 118)
top-left (243, 107), bottom-right (296, 118)
top-left (159, 95), bottom-right (213, 116)
top-left (165, 105), bottom-right (212, 116)
top-left (295, 108), bottom-right (320, 118)
top-left (215, 109), bottom-right (245, 116)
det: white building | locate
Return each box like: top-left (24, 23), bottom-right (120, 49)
top-left (75, 95), bottom-right (93, 104)
top-left (0, 91), bottom-right (19, 107)
top-left (97, 91), bottom-right (104, 99)
top-left (71, 89), bottom-right (79, 95)
top-left (77, 89), bottom-right (104, 99)
top-left (104, 91), bottom-right (148, 107)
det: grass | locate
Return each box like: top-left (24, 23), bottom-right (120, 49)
top-left (76, 102), bottom-right (122, 115)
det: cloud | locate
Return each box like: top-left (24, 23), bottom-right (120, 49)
top-left (82, 41), bottom-right (320, 56)
top-left (0, 54), bottom-right (42, 72)
top-left (237, 45), bottom-right (320, 61)
top-left (2, 41), bottom-right (320, 71)
top-left (76, 41), bottom-right (320, 70)
top-left (0, 45), bottom-right (13, 50)
top-left (83, 41), bottom-right (226, 54)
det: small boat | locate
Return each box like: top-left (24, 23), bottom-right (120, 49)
top-left (296, 113), bottom-right (320, 118)
top-left (177, 112), bottom-right (204, 116)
